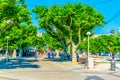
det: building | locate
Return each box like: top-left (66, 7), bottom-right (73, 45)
top-left (37, 32), bottom-right (43, 36)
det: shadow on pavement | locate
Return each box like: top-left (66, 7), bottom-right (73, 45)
top-left (85, 76), bottom-right (104, 80)
top-left (0, 58), bottom-right (40, 69)
top-left (0, 77), bottom-right (18, 80)
top-left (42, 57), bottom-right (71, 62)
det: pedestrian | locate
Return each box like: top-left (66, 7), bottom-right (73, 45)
top-left (38, 50), bottom-right (42, 56)
top-left (59, 50), bottom-right (64, 62)
top-left (112, 54), bottom-right (115, 60)
top-left (67, 54), bottom-right (69, 60)
top-left (67, 53), bottom-right (71, 60)
top-left (77, 54), bottom-right (79, 62)
top-left (52, 50), bottom-right (55, 59)
top-left (35, 52), bottom-right (38, 61)
top-left (47, 49), bottom-right (51, 59)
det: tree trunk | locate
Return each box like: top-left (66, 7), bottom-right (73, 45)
top-left (118, 53), bottom-right (120, 60)
top-left (62, 41), bottom-right (67, 59)
top-left (67, 44), bottom-right (71, 54)
top-left (55, 49), bottom-right (59, 58)
top-left (12, 50), bottom-right (16, 58)
top-left (71, 42), bottom-right (77, 63)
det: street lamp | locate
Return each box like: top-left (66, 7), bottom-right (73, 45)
top-left (6, 36), bottom-right (10, 62)
top-left (86, 32), bottom-right (91, 57)
top-left (86, 32), bottom-right (94, 69)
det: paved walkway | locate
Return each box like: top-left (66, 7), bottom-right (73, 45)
top-left (0, 54), bottom-right (119, 80)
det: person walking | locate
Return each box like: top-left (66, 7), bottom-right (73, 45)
top-left (52, 50), bottom-right (55, 59)
top-left (35, 52), bottom-right (38, 61)
top-left (47, 49), bottom-right (51, 59)
top-left (59, 50), bottom-right (64, 62)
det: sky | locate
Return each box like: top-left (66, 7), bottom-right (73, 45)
top-left (25, 0), bottom-right (120, 34)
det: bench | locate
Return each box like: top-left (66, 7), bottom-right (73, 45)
top-left (78, 57), bottom-right (88, 63)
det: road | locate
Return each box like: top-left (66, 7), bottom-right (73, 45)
top-left (0, 54), bottom-right (120, 80)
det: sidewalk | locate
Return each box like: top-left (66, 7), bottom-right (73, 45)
top-left (50, 60), bottom-right (120, 80)
top-left (0, 77), bottom-right (15, 80)
top-left (0, 55), bottom-right (120, 80)
top-left (50, 58), bottom-right (120, 71)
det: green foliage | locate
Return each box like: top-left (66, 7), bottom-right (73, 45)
top-left (33, 2), bottom-right (105, 49)
top-left (43, 33), bottom-right (62, 50)
top-left (0, 0), bottom-right (31, 33)
top-left (33, 36), bottom-right (45, 50)
top-left (0, 0), bottom-right (36, 50)
top-left (0, 24), bottom-right (37, 49)
top-left (79, 34), bottom-right (118, 54)
top-left (31, 33), bottom-right (62, 51)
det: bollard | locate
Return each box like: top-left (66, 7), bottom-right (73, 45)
top-left (88, 57), bottom-right (94, 69)
top-left (110, 60), bottom-right (116, 71)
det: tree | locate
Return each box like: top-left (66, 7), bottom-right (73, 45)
top-left (110, 29), bottom-right (115, 35)
top-left (0, 0), bottom-right (31, 33)
top-left (33, 2), bottom-right (104, 62)
top-left (33, 5), bottom-right (69, 55)
top-left (31, 33), bottom-right (62, 52)
top-left (43, 33), bottom-right (62, 50)
top-left (0, 24), bottom-right (37, 50)
top-left (116, 29), bottom-right (120, 53)
top-left (79, 34), bottom-right (118, 56)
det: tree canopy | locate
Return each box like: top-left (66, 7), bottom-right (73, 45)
top-left (33, 2), bottom-right (105, 62)
top-left (0, 0), bottom-right (31, 33)
top-left (79, 34), bottom-right (119, 54)
top-left (0, 0), bottom-right (37, 50)
top-left (0, 24), bottom-right (37, 49)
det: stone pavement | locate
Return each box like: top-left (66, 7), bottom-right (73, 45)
top-left (0, 54), bottom-right (119, 80)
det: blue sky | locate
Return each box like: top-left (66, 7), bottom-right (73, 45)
top-left (25, 0), bottom-right (120, 34)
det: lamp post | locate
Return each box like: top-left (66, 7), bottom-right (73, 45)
top-left (6, 36), bottom-right (10, 62)
top-left (86, 32), bottom-right (91, 57)
top-left (86, 32), bottom-right (94, 69)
